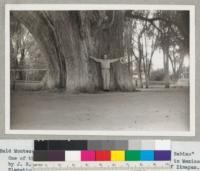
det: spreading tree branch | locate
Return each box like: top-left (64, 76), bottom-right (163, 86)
top-left (125, 11), bottom-right (172, 33)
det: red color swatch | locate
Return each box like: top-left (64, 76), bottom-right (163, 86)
top-left (95, 150), bottom-right (111, 161)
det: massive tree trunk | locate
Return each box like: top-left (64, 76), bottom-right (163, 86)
top-left (12, 11), bottom-right (135, 92)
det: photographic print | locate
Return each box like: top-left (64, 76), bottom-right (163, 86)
top-left (5, 4), bottom-right (195, 136)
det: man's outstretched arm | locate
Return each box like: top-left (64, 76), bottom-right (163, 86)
top-left (89, 56), bottom-right (102, 63)
top-left (110, 56), bottom-right (126, 63)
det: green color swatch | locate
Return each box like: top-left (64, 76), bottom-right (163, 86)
top-left (125, 150), bottom-right (140, 161)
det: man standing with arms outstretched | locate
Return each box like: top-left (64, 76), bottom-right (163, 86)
top-left (89, 54), bottom-right (125, 91)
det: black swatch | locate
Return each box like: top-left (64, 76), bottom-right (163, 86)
top-left (34, 141), bottom-right (48, 150)
top-left (34, 150), bottom-right (48, 161)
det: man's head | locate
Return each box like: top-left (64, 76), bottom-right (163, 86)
top-left (103, 54), bottom-right (108, 59)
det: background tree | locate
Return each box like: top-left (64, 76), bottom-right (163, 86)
top-left (10, 15), bottom-right (48, 87)
top-left (140, 20), bottom-right (158, 88)
top-left (154, 11), bottom-right (188, 88)
top-left (168, 44), bottom-right (186, 81)
top-left (126, 10), bottom-right (189, 88)
top-left (131, 11), bottom-right (159, 88)
top-left (167, 25), bottom-right (187, 81)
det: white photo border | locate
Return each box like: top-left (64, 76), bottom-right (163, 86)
top-left (5, 4), bottom-right (196, 136)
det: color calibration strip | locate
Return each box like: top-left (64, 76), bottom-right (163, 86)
top-left (34, 150), bottom-right (171, 161)
top-left (33, 140), bottom-right (171, 162)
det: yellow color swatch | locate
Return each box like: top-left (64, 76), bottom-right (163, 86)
top-left (111, 150), bottom-right (125, 161)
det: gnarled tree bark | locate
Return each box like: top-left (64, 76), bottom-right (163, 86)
top-left (12, 11), bottom-right (135, 92)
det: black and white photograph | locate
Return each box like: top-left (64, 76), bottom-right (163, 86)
top-left (5, 5), bottom-right (195, 136)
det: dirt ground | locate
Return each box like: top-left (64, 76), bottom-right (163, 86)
top-left (10, 87), bottom-right (189, 131)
